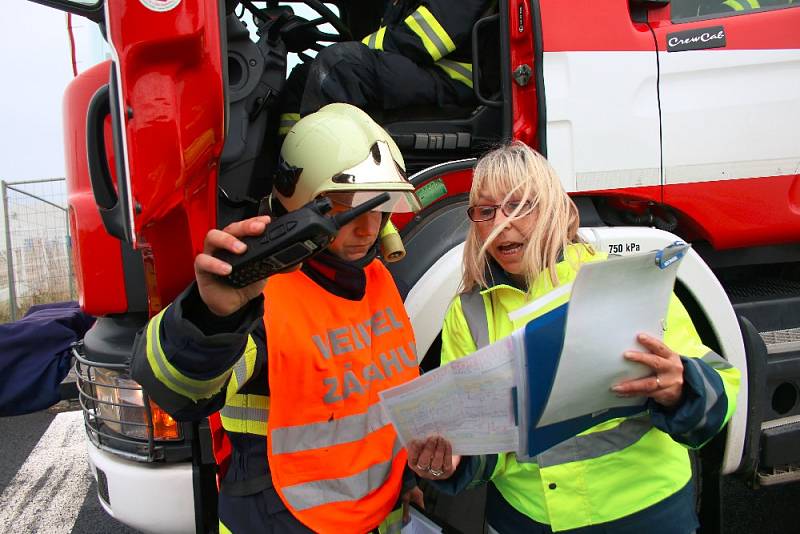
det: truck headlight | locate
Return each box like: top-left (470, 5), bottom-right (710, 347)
top-left (92, 368), bottom-right (181, 441)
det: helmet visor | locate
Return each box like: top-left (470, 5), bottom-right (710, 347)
top-left (320, 140), bottom-right (421, 213)
top-left (331, 141), bottom-right (409, 186)
top-left (324, 190), bottom-right (421, 213)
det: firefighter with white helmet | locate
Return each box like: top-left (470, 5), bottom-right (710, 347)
top-left (132, 103), bottom-right (423, 533)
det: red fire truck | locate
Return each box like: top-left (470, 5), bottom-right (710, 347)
top-left (28, 0), bottom-right (800, 532)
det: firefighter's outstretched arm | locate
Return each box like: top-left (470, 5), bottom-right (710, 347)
top-left (130, 216), bottom-right (272, 420)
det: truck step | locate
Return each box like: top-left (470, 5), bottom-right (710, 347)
top-left (757, 463), bottom-right (800, 486)
top-left (759, 415), bottom-right (800, 477)
top-left (729, 278), bottom-right (800, 334)
top-left (760, 327), bottom-right (800, 355)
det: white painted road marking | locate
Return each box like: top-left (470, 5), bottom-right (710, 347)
top-left (0, 411), bottom-right (92, 533)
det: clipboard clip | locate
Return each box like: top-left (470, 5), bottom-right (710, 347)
top-left (655, 241), bottom-right (689, 270)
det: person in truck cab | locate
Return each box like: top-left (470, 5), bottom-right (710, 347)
top-left (406, 142), bottom-right (741, 533)
top-left (131, 103), bottom-right (424, 534)
top-left (278, 0), bottom-right (494, 135)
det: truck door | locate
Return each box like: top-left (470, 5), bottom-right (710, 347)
top-left (649, 3), bottom-right (800, 249)
top-left (534, 1), bottom-right (663, 198)
top-left (101, 0), bottom-right (227, 311)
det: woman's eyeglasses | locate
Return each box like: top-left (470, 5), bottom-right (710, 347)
top-left (467, 200), bottom-right (534, 222)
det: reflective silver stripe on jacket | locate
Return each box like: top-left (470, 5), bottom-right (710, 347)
top-left (230, 354), bottom-right (249, 391)
top-left (147, 311), bottom-right (230, 398)
top-left (536, 414), bottom-right (653, 468)
top-left (220, 404), bottom-right (268, 424)
top-left (271, 403), bottom-right (390, 455)
top-left (281, 438), bottom-right (403, 510)
top-left (701, 350), bottom-right (734, 371)
top-left (460, 290), bottom-right (489, 349)
top-left (435, 59), bottom-right (473, 87)
top-left (683, 352), bottom-right (728, 434)
top-left (407, 9), bottom-right (452, 60)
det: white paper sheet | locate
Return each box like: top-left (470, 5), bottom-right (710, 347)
top-left (401, 508), bottom-right (444, 534)
top-left (534, 250), bottom-right (680, 426)
top-left (379, 334), bottom-right (520, 455)
top-left (380, 245), bottom-right (687, 455)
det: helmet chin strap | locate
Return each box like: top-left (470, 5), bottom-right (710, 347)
top-left (260, 193), bottom-right (288, 218)
top-left (351, 244), bottom-right (379, 268)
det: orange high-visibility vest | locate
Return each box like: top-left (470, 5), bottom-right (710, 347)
top-left (264, 260), bottom-right (419, 533)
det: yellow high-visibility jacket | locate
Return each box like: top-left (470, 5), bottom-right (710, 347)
top-left (437, 244), bottom-right (740, 532)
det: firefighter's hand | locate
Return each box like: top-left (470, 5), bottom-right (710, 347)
top-left (194, 216), bottom-right (272, 317)
top-left (401, 486), bottom-right (424, 524)
top-left (612, 333), bottom-right (685, 408)
top-left (407, 435), bottom-right (461, 480)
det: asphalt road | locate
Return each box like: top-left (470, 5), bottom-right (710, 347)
top-left (2, 405), bottom-right (799, 534)
top-left (0, 402), bottom-right (138, 534)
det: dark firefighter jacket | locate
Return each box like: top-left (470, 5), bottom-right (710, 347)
top-left (130, 251), bottom-right (417, 533)
top-left (360, 0), bottom-right (494, 87)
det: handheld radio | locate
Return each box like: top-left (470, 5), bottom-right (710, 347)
top-left (215, 192), bottom-right (390, 288)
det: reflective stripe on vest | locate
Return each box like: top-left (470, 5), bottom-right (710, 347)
top-left (271, 401), bottom-right (388, 454)
top-left (281, 437), bottom-right (404, 511)
top-left (460, 290), bottom-right (490, 349)
top-left (403, 6), bottom-right (456, 62)
top-left (536, 414), bottom-right (653, 467)
top-left (265, 261), bottom-right (418, 532)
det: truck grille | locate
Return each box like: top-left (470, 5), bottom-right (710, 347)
top-left (73, 344), bottom-right (163, 462)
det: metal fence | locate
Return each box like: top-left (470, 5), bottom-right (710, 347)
top-left (1, 178), bottom-right (75, 323)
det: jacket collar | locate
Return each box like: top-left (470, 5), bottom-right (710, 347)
top-left (478, 248), bottom-right (572, 295)
top-left (301, 245), bottom-right (378, 301)
top-left (480, 258), bottom-right (527, 293)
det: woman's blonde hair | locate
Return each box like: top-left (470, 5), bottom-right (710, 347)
top-left (462, 141), bottom-right (581, 294)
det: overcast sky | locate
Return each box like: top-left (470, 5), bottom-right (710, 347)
top-left (0, 2), bottom-right (103, 250)
top-left (1, 2), bottom-right (88, 183)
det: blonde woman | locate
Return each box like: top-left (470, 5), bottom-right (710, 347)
top-left (407, 142), bottom-right (740, 533)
